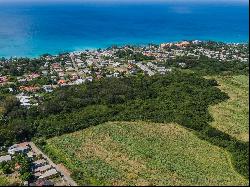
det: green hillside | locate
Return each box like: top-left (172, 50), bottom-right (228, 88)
top-left (1, 73), bottom-right (248, 185)
top-left (44, 121), bottom-right (248, 186)
top-left (209, 75), bottom-right (249, 142)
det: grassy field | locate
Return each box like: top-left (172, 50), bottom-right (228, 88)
top-left (45, 121), bottom-right (248, 186)
top-left (0, 171), bottom-right (20, 186)
top-left (208, 75), bottom-right (249, 142)
top-left (0, 175), bottom-right (9, 186)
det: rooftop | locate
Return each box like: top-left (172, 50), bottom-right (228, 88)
top-left (0, 155), bottom-right (11, 163)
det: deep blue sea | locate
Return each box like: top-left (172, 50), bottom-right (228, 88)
top-left (0, 1), bottom-right (249, 57)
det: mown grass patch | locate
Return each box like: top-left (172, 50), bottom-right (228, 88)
top-left (45, 121), bottom-right (248, 186)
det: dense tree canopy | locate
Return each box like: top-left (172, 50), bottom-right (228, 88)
top-left (0, 72), bottom-right (228, 141)
top-left (166, 56), bottom-right (249, 75)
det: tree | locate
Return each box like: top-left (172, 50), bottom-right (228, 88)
top-left (0, 162), bottom-right (13, 174)
top-left (20, 172), bottom-right (32, 181)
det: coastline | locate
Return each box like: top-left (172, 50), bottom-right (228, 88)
top-left (1, 39), bottom-right (249, 59)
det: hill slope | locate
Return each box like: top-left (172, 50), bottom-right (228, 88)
top-left (209, 75), bottom-right (249, 142)
top-left (44, 121), bottom-right (248, 186)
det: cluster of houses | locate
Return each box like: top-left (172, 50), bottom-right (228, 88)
top-left (0, 142), bottom-right (68, 186)
top-left (147, 62), bottom-right (172, 75)
top-left (160, 40), bottom-right (192, 48)
top-left (159, 40), bottom-right (249, 62)
top-left (0, 40), bottom-right (248, 108)
top-left (17, 73), bottom-right (41, 84)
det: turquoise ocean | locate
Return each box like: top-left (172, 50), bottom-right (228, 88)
top-left (0, 0), bottom-right (249, 57)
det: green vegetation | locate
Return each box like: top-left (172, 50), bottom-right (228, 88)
top-left (0, 154), bottom-right (24, 186)
top-left (0, 41), bottom-right (248, 186)
top-left (14, 154), bottom-right (33, 181)
top-left (209, 75), bottom-right (249, 142)
top-left (0, 172), bottom-right (20, 186)
top-left (0, 153), bottom-right (33, 183)
top-left (43, 121), bottom-right (248, 186)
top-left (166, 56), bottom-right (249, 75)
top-left (0, 174), bottom-right (9, 186)
top-left (1, 72), bottom-right (249, 179)
top-left (1, 72), bottom-right (229, 141)
top-left (0, 161), bottom-right (13, 175)
top-left (0, 58), bottom-right (45, 77)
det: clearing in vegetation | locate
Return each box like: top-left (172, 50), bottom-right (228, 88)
top-left (44, 121), bottom-right (248, 186)
top-left (209, 75), bottom-right (249, 142)
top-left (2, 73), bottom-right (248, 182)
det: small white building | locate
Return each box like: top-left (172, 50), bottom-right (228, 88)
top-left (34, 165), bottom-right (52, 173)
top-left (8, 143), bottom-right (30, 155)
top-left (0, 155), bottom-right (11, 163)
top-left (43, 85), bottom-right (53, 93)
top-left (113, 72), bottom-right (120, 77)
top-left (86, 76), bottom-right (93, 82)
top-left (38, 169), bottom-right (58, 179)
top-left (74, 79), bottom-right (85, 85)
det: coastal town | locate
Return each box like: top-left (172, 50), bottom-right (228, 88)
top-left (0, 40), bottom-right (248, 108)
top-left (0, 41), bottom-right (249, 186)
top-left (0, 0), bottom-right (248, 185)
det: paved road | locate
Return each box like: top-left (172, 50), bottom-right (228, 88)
top-left (28, 142), bottom-right (78, 186)
top-left (70, 54), bottom-right (79, 75)
top-left (136, 62), bottom-right (156, 76)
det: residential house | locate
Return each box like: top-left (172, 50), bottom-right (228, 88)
top-left (0, 155), bottom-right (12, 163)
top-left (42, 85), bottom-right (53, 93)
top-left (38, 169), bottom-right (58, 180)
top-left (74, 79), bottom-right (85, 85)
top-left (8, 143), bottom-right (30, 155)
top-left (34, 165), bottom-right (52, 174)
top-left (33, 159), bottom-right (47, 168)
